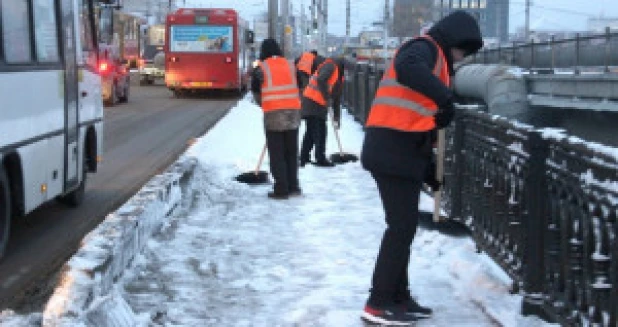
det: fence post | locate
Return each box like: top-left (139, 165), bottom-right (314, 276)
top-left (605, 27), bottom-right (611, 73)
top-left (521, 131), bottom-right (551, 320)
top-left (512, 42), bottom-right (516, 66)
top-left (575, 33), bottom-right (581, 74)
top-left (530, 40), bottom-right (535, 71)
top-left (550, 35), bottom-right (555, 72)
top-left (609, 220), bottom-right (618, 325)
top-left (449, 111), bottom-right (466, 220)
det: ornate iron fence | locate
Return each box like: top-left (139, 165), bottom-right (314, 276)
top-left (343, 61), bottom-right (618, 326)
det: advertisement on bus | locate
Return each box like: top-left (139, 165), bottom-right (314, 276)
top-left (170, 25), bottom-right (233, 53)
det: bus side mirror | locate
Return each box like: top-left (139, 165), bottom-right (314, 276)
top-left (245, 30), bottom-right (254, 44)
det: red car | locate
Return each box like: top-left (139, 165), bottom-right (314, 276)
top-left (99, 45), bottom-right (130, 106)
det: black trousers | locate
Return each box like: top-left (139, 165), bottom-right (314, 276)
top-left (300, 116), bottom-right (328, 162)
top-left (367, 172), bottom-right (422, 307)
top-left (266, 129), bottom-right (300, 195)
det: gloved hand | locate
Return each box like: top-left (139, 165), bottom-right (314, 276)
top-left (434, 99), bottom-right (455, 129)
top-left (333, 120), bottom-right (340, 130)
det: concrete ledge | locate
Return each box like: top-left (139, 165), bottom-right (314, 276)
top-left (41, 156), bottom-right (198, 326)
top-left (526, 73), bottom-right (618, 101)
top-left (528, 94), bottom-right (618, 111)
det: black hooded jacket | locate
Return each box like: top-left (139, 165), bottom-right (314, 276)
top-left (361, 11), bottom-right (482, 180)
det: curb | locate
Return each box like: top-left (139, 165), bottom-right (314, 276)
top-left (41, 156), bottom-right (198, 326)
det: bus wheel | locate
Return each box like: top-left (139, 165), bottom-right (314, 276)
top-left (173, 90), bottom-right (183, 98)
top-left (0, 168), bottom-right (11, 260)
top-left (57, 153), bottom-right (87, 208)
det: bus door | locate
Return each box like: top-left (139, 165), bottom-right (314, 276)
top-left (60, 0), bottom-right (80, 190)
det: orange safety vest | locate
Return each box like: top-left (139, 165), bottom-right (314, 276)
top-left (296, 52), bottom-right (316, 75)
top-left (365, 36), bottom-right (450, 132)
top-left (302, 59), bottom-right (339, 106)
top-left (258, 57), bottom-right (301, 112)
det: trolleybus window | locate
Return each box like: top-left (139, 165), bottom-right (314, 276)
top-left (1, 0), bottom-right (33, 63)
top-left (170, 25), bottom-right (233, 53)
top-left (98, 6), bottom-right (113, 45)
top-left (33, 0), bottom-right (60, 63)
top-left (79, 0), bottom-right (97, 68)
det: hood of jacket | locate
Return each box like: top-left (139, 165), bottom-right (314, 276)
top-left (259, 38), bottom-right (283, 61)
top-left (426, 10), bottom-right (483, 74)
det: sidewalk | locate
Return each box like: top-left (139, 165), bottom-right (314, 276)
top-left (114, 97), bottom-right (554, 326)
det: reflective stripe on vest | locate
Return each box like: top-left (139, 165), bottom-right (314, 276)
top-left (296, 52), bottom-right (315, 75)
top-left (302, 59), bottom-right (339, 106)
top-left (259, 57), bottom-right (301, 112)
top-left (365, 36), bottom-right (450, 132)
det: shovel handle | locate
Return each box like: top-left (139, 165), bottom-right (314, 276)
top-left (432, 129), bottom-right (446, 222)
top-left (329, 109), bottom-right (345, 154)
top-left (254, 143), bottom-right (267, 174)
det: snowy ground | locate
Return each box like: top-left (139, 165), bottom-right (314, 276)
top-left (1, 95), bottom-right (557, 326)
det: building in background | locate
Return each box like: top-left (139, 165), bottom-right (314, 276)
top-left (434, 0), bottom-right (509, 42)
top-left (588, 17), bottom-right (618, 33)
top-left (121, 0), bottom-right (171, 24)
top-left (392, 0), bottom-right (433, 37)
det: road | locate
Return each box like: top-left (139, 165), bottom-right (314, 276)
top-left (0, 80), bottom-right (237, 312)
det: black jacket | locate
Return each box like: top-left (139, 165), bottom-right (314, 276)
top-left (361, 10), bottom-right (482, 180)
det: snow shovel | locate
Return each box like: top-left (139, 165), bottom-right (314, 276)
top-left (235, 144), bottom-right (269, 184)
top-left (433, 129), bottom-right (446, 223)
top-left (328, 110), bottom-right (358, 164)
top-left (419, 129), bottom-right (471, 233)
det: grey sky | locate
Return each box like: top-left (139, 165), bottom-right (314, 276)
top-left (182, 0), bottom-right (618, 35)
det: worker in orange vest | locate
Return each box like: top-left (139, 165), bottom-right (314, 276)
top-left (251, 38), bottom-right (302, 199)
top-left (359, 11), bottom-right (483, 325)
top-left (299, 56), bottom-right (345, 167)
top-left (294, 50), bottom-right (319, 92)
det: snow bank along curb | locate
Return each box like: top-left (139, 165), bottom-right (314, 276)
top-left (41, 156), bottom-right (198, 326)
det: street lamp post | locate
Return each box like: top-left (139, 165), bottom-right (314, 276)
top-left (281, 0), bottom-right (289, 57)
top-left (383, 0), bottom-right (389, 62)
top-left (268, 0), bottom-right (278, 39)
top-left (301, 0), bottom-right (306, 51)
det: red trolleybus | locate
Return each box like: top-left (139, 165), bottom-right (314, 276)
top-left (164, 8), bottom-right (253, 96)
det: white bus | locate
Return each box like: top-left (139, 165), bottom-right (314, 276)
top-left (0, 0), bottom-right (109, 259)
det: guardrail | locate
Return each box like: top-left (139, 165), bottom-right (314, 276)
top-left (472, 29), bottom-right (618, 73)
top-left (343, 61), bottom-right (618, 326)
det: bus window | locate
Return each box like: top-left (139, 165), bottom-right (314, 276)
top-left (79, 0), bottom-right (97, 68)
top-left (1, 0), bottom-right (33, 64)
top-left (98, 7), bottom-right (113, 45)
top-left (170, 25), bottom-right (233, 53)
top-left (33, 0), bottom-right (60, 63)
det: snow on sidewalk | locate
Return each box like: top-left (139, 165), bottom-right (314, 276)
top-left (114, 97), bottom-right (553, 326)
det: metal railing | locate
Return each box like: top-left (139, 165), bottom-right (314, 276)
top-left (343, 61), bottom-right (618, 326)
top-left (472, 29), bottom-right (618, 73)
